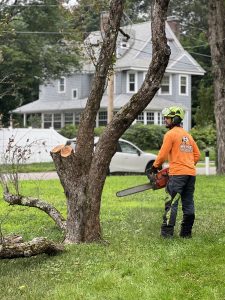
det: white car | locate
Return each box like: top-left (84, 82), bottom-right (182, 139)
top-left (68, 137), bottom-right (157, 174)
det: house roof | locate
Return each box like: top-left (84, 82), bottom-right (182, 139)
top-left (83, 21), bottom-right (205, 75)
top-left (13, 95), bottom-right (187, 114)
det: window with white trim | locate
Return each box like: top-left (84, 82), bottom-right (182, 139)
top-left (43, 114), bottom-right (52, 128)
top-left (98, 111), bottom-right (108, 126)
top-left (74, 112), bottom-right (80, 125)
top-left (157, 112), bottom-right (164, 125)
top-left (159, 75), bottom-right (171, 95)
top-left (127, 72), bottom-right (137, 93)
top-left (146, 112), bottom-right (154, 124)
top-left (64, 112), bottom-right (74, 125)
top-left (136, 112), bottom-right (144, 124)
top-left (53, 113), bottom-right (62, 129)
top-left (72, 89), bottom-right (78, 99)
top-left (179, 75), bottom-right (188, 95)
top-left (58, 77), bottom-right (65, 93)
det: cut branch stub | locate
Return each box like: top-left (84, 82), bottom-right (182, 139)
top-left (51, 144), bottom-right (65, 153)
top-left (51, 145), bottom-right (73, 158)
top-left (60, 145), bottom-right (73, 158)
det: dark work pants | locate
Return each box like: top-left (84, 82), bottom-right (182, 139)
top-left (161, 175), bottom-right (196, 237)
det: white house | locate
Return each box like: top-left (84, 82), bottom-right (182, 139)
top-left (13, 19), bottom-right (205, 131)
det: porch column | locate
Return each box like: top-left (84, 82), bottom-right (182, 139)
top-left (41, 113), bottom-right (44, 128)
top-left (23, 113), bottom-right (27, 127)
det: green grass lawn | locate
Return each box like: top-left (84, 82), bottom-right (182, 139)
top-left (0, 175), bottom-right (225, 300)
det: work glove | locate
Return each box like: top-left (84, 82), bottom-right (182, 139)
top-left (149, 165), bottom-right (158, 174)
top-left (147, 165), bottom-right (158, 180)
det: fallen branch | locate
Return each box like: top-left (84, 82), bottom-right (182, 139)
top-left (0, 236), bottom-right (64, 259)
top-left (3, 191), bottom-right (66, 231)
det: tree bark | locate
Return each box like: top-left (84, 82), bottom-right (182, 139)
top-left (3, 191), bottom-right (66, 231)
top-left (52, 0), bottom-right (171, 243)
top-left (208, 0), bottom-right (225, 174)
top-left (0, 237), bottom-right (64, 259)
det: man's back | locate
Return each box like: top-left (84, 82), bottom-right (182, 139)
top-left (154, 126), bottom-right (200, 176)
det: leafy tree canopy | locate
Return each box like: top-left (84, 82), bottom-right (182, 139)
top-left (0, 0), bottom-right (81, 125)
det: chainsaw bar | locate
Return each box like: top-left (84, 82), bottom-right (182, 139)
top-left (116, 183), bottom-right (153, 197)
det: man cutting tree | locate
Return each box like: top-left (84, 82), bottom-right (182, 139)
top-left (150, 106), bottom-right (200, 238)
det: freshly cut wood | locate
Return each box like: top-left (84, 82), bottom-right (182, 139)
top-left (60, 145), bottom-right (73, 157)
top-left (0, 237), bottom-right (64, 259)
top-left (51, 144), bottom-right (65, 153)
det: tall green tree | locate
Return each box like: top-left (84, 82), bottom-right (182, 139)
top-left (0, 0), bottom-right (81, 126)
top-left (208, 0), bottom-right (225, 174)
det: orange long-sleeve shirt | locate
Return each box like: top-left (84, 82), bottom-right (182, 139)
top-left (153, 126), bottom-right (201, 176)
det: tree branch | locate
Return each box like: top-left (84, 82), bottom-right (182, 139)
top-left (0, 237), bottom-right (64, 259)
top-left (91, 0), bottom-right (171, 178)
top-left (3, 192), bottom-right (66, 231)
top-left (75, 0), bottom-right (124, 166)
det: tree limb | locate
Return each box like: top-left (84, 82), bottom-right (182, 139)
top-left (0, 237), bottom-right (64, 259)
top-left (3, 192), bottom-right (66, 231)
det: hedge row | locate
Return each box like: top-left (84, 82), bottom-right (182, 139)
top-left (59, 124), bottom-right (216, 151)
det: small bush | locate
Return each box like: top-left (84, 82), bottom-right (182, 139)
top-left (94, 126), bottom-right (106, 136)
top-left (122, 124), bottom-right (167, 150)
top-left (190, 124), bottom-right (216, 150)
top-left (59, 125), bottom-right (78, 138)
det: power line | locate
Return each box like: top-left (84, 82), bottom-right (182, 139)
top-left (1, 31), bottom-right (75, 35)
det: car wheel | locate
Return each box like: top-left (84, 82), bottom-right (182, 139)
top-left (145, 161), bottom-right (154, 175)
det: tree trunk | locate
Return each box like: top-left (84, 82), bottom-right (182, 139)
top-left (52, 0), bottom-right (171, 244)
top-left (208, 0), bottom-right (225, 174)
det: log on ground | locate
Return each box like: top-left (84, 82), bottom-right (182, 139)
top-left (0, 237), bottom-right (64, 259)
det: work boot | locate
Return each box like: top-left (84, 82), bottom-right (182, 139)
top-left (161, 224), bottom-right (174, 238)
top-left (180, 214), bottom-right (195, 238)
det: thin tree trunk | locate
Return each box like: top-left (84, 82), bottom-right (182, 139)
top-left (208, 0), bottom-right (225, 174)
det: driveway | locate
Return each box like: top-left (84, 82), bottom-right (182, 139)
top-left (17, 167), bottom-right (216, 180)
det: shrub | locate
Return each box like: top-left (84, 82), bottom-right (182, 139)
top-left (122, 124), bottom-right (167, 150)
top-left (94, 126), bottom-right (106, 136)
top-left (59, 125), bottom-right (78, 138)
top-left (190, 124), bottom-right (216, 150)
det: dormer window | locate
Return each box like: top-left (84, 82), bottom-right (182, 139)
top-left (58, 77), bottom-right (65, 93)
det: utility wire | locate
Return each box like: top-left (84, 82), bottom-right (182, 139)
top-left (1, 29), bottom-right (211, 53)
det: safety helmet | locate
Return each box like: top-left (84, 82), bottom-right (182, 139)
top-left (162, 106), bottom-right (185, 121)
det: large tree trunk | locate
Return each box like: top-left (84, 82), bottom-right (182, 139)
top-left (208, 0), bottom-right (225, 174)
top-left (52, 0), bottom-right (171, 244)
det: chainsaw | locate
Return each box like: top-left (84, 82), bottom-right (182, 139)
top-left (116, 167), bottom-right (169, 197)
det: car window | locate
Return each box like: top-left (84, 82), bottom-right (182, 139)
top-left (119, 141), bottom-right (139, 154)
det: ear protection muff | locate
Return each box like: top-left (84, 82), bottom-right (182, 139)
top-left (172, 116), bottom-right (181, 125)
